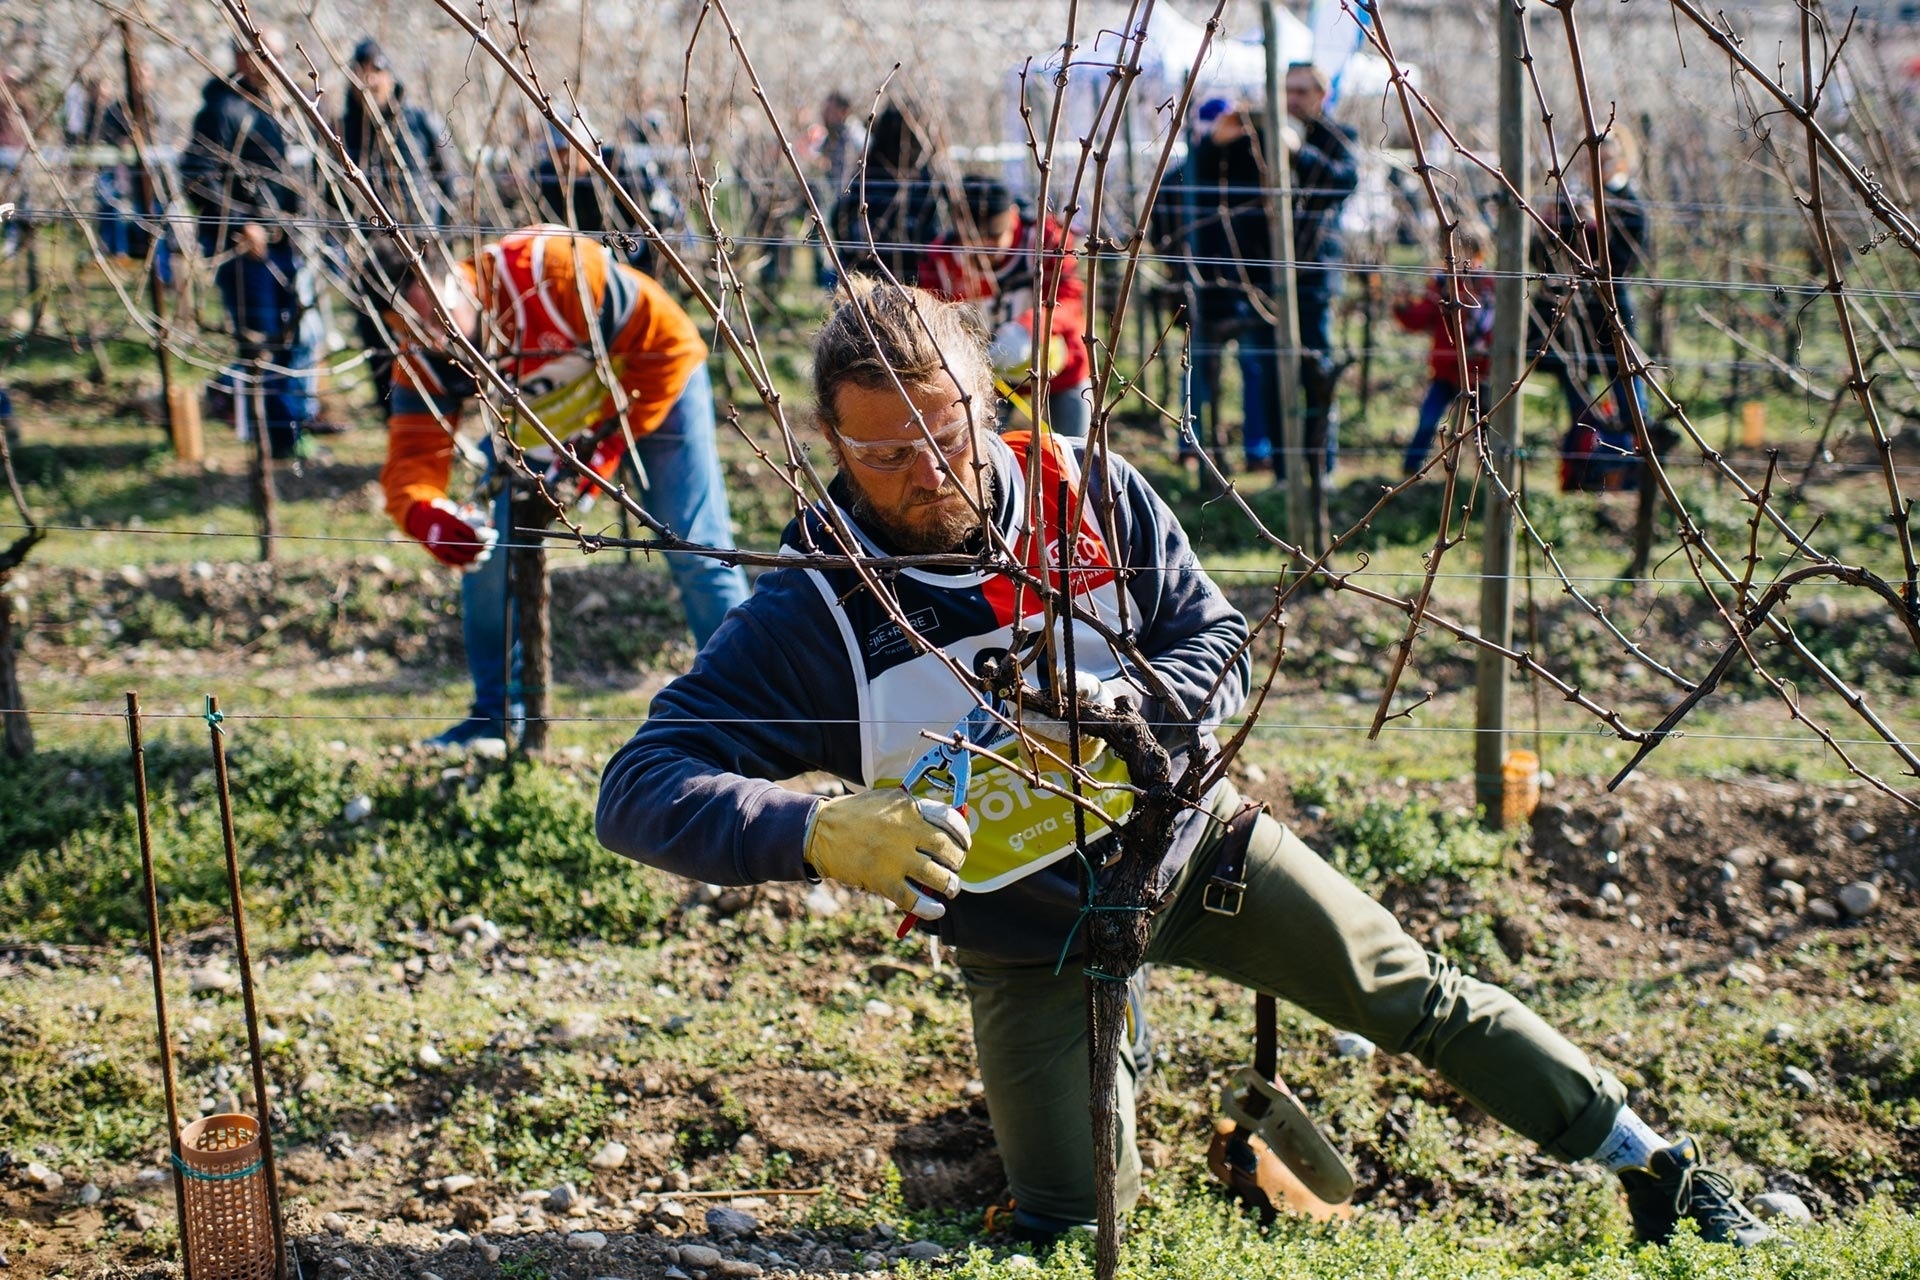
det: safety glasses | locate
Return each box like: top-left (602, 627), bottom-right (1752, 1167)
top-left (832, 419), bottom-right (977, 473)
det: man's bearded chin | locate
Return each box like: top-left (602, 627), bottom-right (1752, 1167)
top-left (845, 456), bottom-right (995, 555)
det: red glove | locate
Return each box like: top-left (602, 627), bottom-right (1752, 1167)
top-left (403, 498), bottom-right (498, 568)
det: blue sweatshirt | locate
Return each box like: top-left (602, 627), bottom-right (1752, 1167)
top-left (596, 434), bottom-right (1251, 964)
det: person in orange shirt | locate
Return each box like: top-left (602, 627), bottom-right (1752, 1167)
top-left (377, 226), bottom-right (748, 746)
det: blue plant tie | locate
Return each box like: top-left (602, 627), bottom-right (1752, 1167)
top-left (171, 1151), bottom-right (263, 1182)
top-left (202, 696), bottom-right (225, 736)
top-left (1051, 847), bottom-right (1149, 979)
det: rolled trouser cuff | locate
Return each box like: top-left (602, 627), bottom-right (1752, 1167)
top-left (1537, 1068), bottom-right (1629, 1164)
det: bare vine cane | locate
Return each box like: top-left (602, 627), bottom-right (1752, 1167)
top-left (984, 629), bottom-right (1206, 1280)
top-left (204, 695), bottom-right (289, 1280)
top-left (125, 692), bottom-right (194, 1274)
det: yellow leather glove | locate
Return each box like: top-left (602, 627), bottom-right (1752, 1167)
top-left (803, 790), bottom-right (971, 919)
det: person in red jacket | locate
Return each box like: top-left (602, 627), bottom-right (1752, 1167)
top-left (922, 176), bottom-right (1092, 437)
top-left (377, 226), bottom-right (748, 746)
top-left (1393, 224), bottom-right (1494, 476)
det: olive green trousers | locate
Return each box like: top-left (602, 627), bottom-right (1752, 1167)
top-left (958, 785), bottom-right (1627, 1224)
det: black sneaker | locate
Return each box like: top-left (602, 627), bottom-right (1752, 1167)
top-left (1619, 1136), bottom-right (1775, 1247)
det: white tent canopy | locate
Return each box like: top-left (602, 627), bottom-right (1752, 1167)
top-left (980, 2), bottom-right (1403, 219)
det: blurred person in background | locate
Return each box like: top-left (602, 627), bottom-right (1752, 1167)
top-left (181, 32), bottom-right (319, 460)
top-left (1182, 67), bottom-right (1355, 482)
top-left (340, 37), bottom-right (456, 408)
top-left (806, 90), bottom-right (864, 289)
top-left (922, 175), bottom-right (1092, 438)
top-left (1393, 223), bottom-right (1493, 475)
top-left (828, 102), bottom-right (942, 286)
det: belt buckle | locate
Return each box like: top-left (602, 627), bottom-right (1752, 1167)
top-left (1202, 872), bottom-right (1245, 917)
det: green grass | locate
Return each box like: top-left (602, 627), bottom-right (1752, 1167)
top-left (0, 742), bottom-right (1916, 1275)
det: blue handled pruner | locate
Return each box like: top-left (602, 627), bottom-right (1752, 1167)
top-left (894, 698), bottom-right (1003, 937)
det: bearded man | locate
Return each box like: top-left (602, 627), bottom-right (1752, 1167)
top-left (594, 280), bottom-right (1770, 1250)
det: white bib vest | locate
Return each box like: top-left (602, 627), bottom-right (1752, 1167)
top-left (789, 434), bottom-right (1136, 892)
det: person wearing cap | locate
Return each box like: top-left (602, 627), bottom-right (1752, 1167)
top-left (921, 176), bottom-right (1093, 438)
top-left (341, 37), bottom-right (457, 406)
top-left (180, 31), bottom-right (320, 460)
top-left (1183, 67), bottom-right (1356, 481)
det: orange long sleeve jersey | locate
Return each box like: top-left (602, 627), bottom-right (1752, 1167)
top-left (380, 228), bottom-right (706, 528)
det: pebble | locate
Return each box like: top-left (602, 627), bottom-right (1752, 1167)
top-left (663, 1270), bottom-right (691, 1280)
top-left (418, 1044), bottom-right (444, 1068)
top-left (128, 1206), bottom-right (156, 1231)
top-left (1768, 856), bottom-right (1803, 881)
top-left (342, 795), bottom-right (374, 824)
top-left (1768, 880), bottom-right (1807, 911)
top-left (469, 737), bottom-right (508, 760)
top-left (76, 1183), bottom-right (101, 1206)
top-left (1725, 846), bottom-right (1759, 869)
top-left (715, 1262), bottom-right (763, 1278)
top-left (1806, 898), bottom-right (1841, 923)
top-left (1598, 882), bottom-right (1624, 906)
top-left (904, 1240), bottom-right (944, 1260)
top-left (588, 1141), bottom-right (628, 1171)
top-left (707, 1206), bottom-right (758, 1235)
top-left (189, 966), bottom-right (239, 994)
top-left (555, 1013), bottom-right (601, 1043)
top-left (322, 1212), bottom-right (348, 1233)
top-left (803, 882), bottom-right (843, 916)
top-left (420, 1273), bottom-right (443, 1280)
top-left (479, 1240), bottom-right (502, 1262)
top-left (23, 1163), bottom-right (62, 1192)
top-left (1784, 1065), bottom-right (1820, 1094)
top-left (1848, 821), bottom-right (1877, 842)
top-left (1838, 881), bottom-right (1881, 917)
top-left (1601, 818), bottom-right (1629, 850)
top-left (1764, 1023), bottom-right (1797, 1045)
top-left (301, 1071), bottom-right (330, 1094)
top-left (1753, 1191), bottom-right (1813, 1222)
top-left (1332, 1031), bottom-right (1376, 1060)
top-left (864, 999), bottom-right (894, 1018)
top-left (1006, 1256), bottom-right (1039, 1272)
top-left (440, 1175), bottom-right (477, 1194)
top-left (1725, 962), bottom-right (1766, 985)
top-left (566, 1230), bottom-right (608, 1251)
top-left (963, 1078), bottom-right (985, 1098)
top-left (678, 1244), bottom-right (723, 1269)
top-left (861, 1252), bottom-right (888, 1270)
top-left (549, 1183), bottom-right (581, 1211)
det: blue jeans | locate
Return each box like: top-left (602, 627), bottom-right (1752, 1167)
top-left (1403, 377), bottom-right (1461, 475)
top-left (1189, 293), bottom-right (1338, 475)
top-left (213, 240), bottom-right (317, 458)
top-left (459, 363), bottom-right (749, 721)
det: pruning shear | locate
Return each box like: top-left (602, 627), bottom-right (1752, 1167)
top-left (894, 699), bottom-right (1003, 939)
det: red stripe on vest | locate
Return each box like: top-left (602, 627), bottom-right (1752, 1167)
top-left (982, 432), bottom-right (1116, 628)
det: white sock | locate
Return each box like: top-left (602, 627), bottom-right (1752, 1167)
top-left (1591, 1106), bottom-right (1668, 1172)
